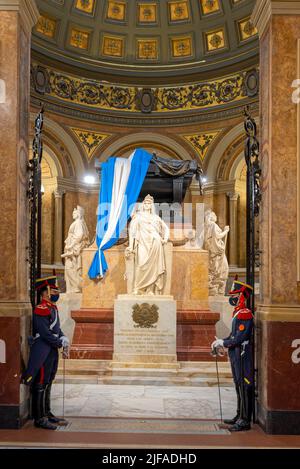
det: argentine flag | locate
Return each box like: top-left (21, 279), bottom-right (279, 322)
top-left (88, 148), bottom-right (152, 279)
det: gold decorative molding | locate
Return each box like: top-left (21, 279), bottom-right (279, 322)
top-left (0, 0), bottom-right (40, 33)
top-left (70, 128), bottom-right (111, 160)
top-left (252, 0), bottom-right (300, 38)
top-left (183, 132), bottom-right (220, 161)
top-left (257, 304), bottom-right (300, 323)
top-left (32, 62), bottom-right (255, 113)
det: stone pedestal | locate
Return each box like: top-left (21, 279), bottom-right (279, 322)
top-left (112, 294), bottom-right (177, 368)
top-left (57, 293), bottom-right (82, 342)
top-left (209, 296), bottom-right (232, 338)
top-left (71, 244), bottom-right (221, 361)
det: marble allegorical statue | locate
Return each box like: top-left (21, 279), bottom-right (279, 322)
top-left (61, 205), bottom-right (90, 293)
top-left (125, 194), bottom-right (170, 295)
top-left (204, 209), bottom-right (229, 296)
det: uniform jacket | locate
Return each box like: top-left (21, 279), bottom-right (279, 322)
top-left (223, 307), bottom-right (254, 386)
top-left (23, 299), bottom-right (64, 384)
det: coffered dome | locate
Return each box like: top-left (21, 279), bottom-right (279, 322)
top-left (32, 0), bottom-right (258, 81)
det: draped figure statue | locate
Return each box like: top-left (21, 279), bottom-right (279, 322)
top-left (204, 209), bottom-right (229, 296)
top-left (125, 194), bottom-right (170, 295)
top-left (61, 206), bottom-right (90, 293)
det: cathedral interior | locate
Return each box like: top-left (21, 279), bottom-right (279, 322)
top-left (1, 0), bottom-right (300, 452)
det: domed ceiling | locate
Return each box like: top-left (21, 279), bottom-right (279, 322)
top-left (32, 0), bottom-right (258, 81)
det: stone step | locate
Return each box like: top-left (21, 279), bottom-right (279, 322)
top-left (56, 359), bottom-right (232, 386)
top-left (54, 373), bottom-right (233, 387)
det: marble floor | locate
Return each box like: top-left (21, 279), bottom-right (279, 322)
top-left (51, 384), bottom-right (237, 420)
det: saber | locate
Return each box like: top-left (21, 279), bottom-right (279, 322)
top-left (212, 345), bottom-right (224, 423)
top-left (62, 353), bottom-right (66, 419)
top-left (215, 352), bottom-right (223, 423)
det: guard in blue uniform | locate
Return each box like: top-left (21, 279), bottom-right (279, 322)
top-left (23, 276), bottom-right (69, 430)
top-left (211, 280), bottom-right (254, 432)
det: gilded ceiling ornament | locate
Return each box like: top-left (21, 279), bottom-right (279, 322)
top-left (75, 0), bottom-right (95, 14)
top-left (36, 15), bottom-right (57, 38)
top-left (70, 128), bottom-right (111, 159)
top-left (138, 3), bottom-right (157, 23)
top-left (137, 39), bottom-right (158, 60)
top-left (102, 35), bottom-right (124, 57)
top-left (183, 132), bottom-right (220, 161)
top-left (171, 36), bottom-right (192, 57)
top-left (169, 1), bottom-right (190, 22)
top-left (238, 17), bottom-right (257, 41)
top-left (205, 29), bottom-right (225, 51)
top-left (200, 0), bottom-right (220, 15)
top-left (107, 1), bottom-right (126, 21)
top-left (70, 28), bottom-right (90, 49)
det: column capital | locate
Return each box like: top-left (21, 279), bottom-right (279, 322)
top-left (252, 0), bottom-right (300, 38)
top-left (53, 187), bottom-right (65, 198)
top-left (0, 0), bottom-right (40, 34)
top-left (226, 191), bottom-right (240, 201)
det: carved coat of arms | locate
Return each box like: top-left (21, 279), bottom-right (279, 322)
top-left (132, 303), bottom-right (159, 328)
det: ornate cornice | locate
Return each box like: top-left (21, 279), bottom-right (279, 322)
top-left (190, 179), bottom-right (236, 196)
top-left (0, 0), bottom-right (40, 34)
top-left (257, 304), bottom-right (300, 322)
top-left (252, 0), bottom-right (300, 37)
top-left (31, 94), bottom-right (259, 126)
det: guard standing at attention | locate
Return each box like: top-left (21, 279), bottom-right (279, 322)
top-left (211, 280), bottom-right (254, 432)
top-left (23, 276), bottom-right (69, 430)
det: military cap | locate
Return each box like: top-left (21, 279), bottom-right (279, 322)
top-left (229, 280), bottom-right (253, 297)
top-left (35, 276), bottom-right (59, 291)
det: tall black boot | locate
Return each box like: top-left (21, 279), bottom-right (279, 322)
top-left (223, 384), bottom-right (241, 424)
top-left (45, 382), bottom-right (68, 426)
top-left (229, 385), bottom-right (252, 432)
top-left (32, 384), bottom-right (57, 430)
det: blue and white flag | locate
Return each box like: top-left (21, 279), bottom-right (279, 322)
top-left (88, 148), bottom-right (152, 279)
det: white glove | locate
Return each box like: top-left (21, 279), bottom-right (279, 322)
top-left (61, 336), bottom-right (69, 348)
top-left (211, 338), bottom-right (224, 350)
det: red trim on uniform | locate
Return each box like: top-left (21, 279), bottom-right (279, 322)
top-left (34, 305), bottom-right (51, 316)
top-left (237, 308), bottom-right (253, 320)
top-left (39, 366), bottom-right (45, 385)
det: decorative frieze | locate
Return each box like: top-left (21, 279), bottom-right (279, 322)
top-left (31, 63), bottom-right (257, 114)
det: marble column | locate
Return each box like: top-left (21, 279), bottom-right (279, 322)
top-left (227, 192), bottom-right (239, 267)
top-left (0, 0), bottom-right (39, 428)
top-left (53, 188), bottom-right (65, 265)
top-left (252, 0), bottom-right (300, 434)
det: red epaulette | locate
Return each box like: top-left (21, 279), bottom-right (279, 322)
top-left (34, 304), bottom-right (51, 317)
top-left (236, 308), bottom-right (253, 320)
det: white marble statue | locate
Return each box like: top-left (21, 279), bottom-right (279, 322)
top-left (61, 206), bottom-right (90, 293)
top-left (125, 194), bottom-right (170, 295)
top-left (204, 209), bottom-right (229, 296)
